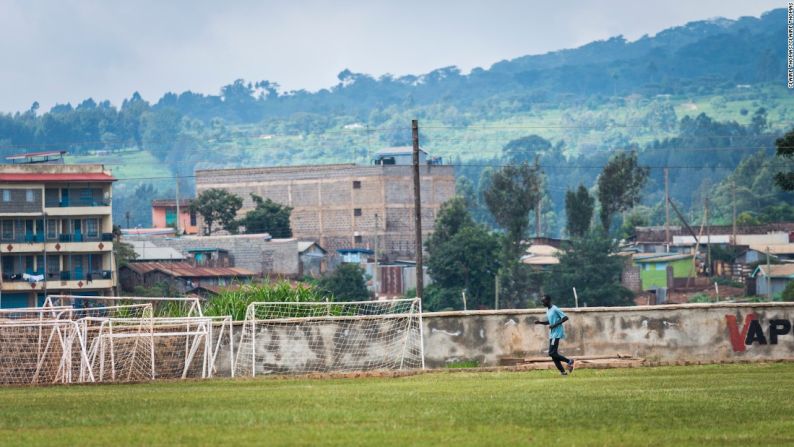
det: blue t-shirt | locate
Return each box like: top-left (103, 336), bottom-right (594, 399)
top-left (546, 305), bottom-right (567, 339)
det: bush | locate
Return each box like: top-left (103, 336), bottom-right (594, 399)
top-left (204, 280), bottom-right (329, 320)
top-left (781, 282), bottom-right (794, 302)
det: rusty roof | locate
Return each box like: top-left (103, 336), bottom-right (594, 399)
top-left (122, 262), bottom-right (255, 278)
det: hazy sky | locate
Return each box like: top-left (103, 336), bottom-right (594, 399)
top-left (0, 0), bottom-right (782, 112)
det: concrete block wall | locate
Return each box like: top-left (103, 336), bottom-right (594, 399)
top-left (135, 235), bottom-right (300, 277)
top-left (196, 164), bottom-right (455, 260)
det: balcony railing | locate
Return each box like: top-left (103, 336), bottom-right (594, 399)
top-left (3, 270), bottom-right (112, 282)
top-left (45, 198), bottom-right (111, 208)
top-left (58, 270), bottom-right (112, 281)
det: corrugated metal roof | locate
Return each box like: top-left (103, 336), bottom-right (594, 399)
top-left (151, 199), bottom-right (192, 207)
top-left (127, 240), bottom-right (185, 261)
top-left (634, 253), bottom-right (693, 263)
top-left (6, 150), bottom-right (67, 160)
top-left (749, 244), bottom-right (794, 255)
top-left (298, 241), bottom-right (326, 253)
top-left (123, 262), bottom-right (255, 278)
top-left (753, 264), bottom-right (794, 278)
top-left (0, 172), bottom-right (115, 182)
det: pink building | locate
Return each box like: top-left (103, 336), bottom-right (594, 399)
top-left (151, 199), bottom-right (198, 235)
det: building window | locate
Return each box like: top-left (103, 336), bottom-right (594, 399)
top-left (354, 208), bottom-right (362, 217)
top-left (2, 190), bottom-right (10, 202)
top-left (86, 219), bottom-right (98, 237)
top-left (25, 189), bottom-right (34, 203)
top-left (1, 221), bottom-right (12, 240)
top-left (353, 180), bottom-right (361, 189)
top-left (46, 220), bottom-right (58, 240)
top-left (190, 210), bottom-right (197, 226)
top-left (354, 235), bottom-right (363, 243)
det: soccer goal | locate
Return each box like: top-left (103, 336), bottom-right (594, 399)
top-left (0, 320), bottom-right (85, 385)
top-left (234, 298), bottom-right (424, 376)
top-left (81, 316), bottom-right (214, 382)
top-left (44, 295), bottom-right (204, 317)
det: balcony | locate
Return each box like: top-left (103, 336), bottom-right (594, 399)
top-left (0, 235), bottom-right (113, 253)
top-left (1, 270), bottom-right (113, 291)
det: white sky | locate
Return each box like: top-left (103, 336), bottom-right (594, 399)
top-left (0, 0), bottom-right (783, 112)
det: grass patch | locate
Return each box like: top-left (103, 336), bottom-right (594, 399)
top-left (445, 360), bottom-right (481, 368)
top-left (0, 363), bottom-right (792, 446)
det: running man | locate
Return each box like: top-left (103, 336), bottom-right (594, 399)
top-left (534, 295), bottom-right (574, 376)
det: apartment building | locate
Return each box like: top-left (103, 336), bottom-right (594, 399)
top-left (0, 164), bottom-right (116, 308)
top-left (195, 149), bottom-right (455, 260)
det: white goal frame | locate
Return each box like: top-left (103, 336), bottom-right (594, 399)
top-left (234, 298), bottom-right (424, 376)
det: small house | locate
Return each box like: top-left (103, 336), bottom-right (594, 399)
top-left (752, 264), bottom-right (794, 296)
top-left (633, 253), bottom-right (696, 291)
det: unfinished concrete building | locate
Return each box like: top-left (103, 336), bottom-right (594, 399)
top-left (195, 157), bottom-right (455, 260)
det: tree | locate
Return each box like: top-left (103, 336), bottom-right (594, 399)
top-left (502, 135), bottom-right (552, 164)
top-left (597, 151), bottom-right (649, 231)
top-left (236, 194), bottom-right (292, 237)
top-left (191, 189), bottom-right (243, 234)
top-left (774, 128), bottom-right (794, 191)
top-left (318, 263), bottom-right (370, 301)
top-left (483, 162), bottom-right (543, 308)
top-left (425, 198), bottom-right (500, 311)
top-left (565, 185), bottom-right (594, 238)
top-left (546, 230), bottom-right (634, 307)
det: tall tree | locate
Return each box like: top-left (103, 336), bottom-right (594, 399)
top-left (597, 151), bottom-right (649, 231)
top-left (774, 128), bottom-right (794, 191)
top-left (546, 230), bottom-right (634, 307)
top-left (502, 135), bottom-right (552, 164)
top-left (191, 189), bottom-right (243, 235)
top-left (565, 185), bottom-right (594, 238)
top-left (483, 162), bottom-right (543, 308)
top-left (237, 193), bottom-right (292, 237)
top-left (425, 198), bottom-right (500, 311)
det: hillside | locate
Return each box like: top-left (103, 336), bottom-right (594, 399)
top-left (2, 8), bottom-right (792, 229)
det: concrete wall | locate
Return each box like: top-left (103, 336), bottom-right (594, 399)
top-left (129, 235), bottom-right (300, 277)
top-left (212, 302), bottom-right (794, 375)
top-left (422, 302), bottom-right (794, 367)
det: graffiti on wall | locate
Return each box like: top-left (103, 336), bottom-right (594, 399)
top-left (726, 314), bottom-right (792, 352)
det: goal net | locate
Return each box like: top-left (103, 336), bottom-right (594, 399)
top-left (234, 299), bottom-right (424, 376)
top-left (81, 316), bottom-right (214, 382)
top-left (0, 320), bottom-right (83, 385)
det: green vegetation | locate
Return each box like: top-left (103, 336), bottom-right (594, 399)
top-left (316, 263), bottom-right (371, 301)
top-left (235, 193), bottom-right (292, 237)
top-left (424, 197), bottom-right (500, 311)
top-left (191, 188), bottom-right (243, 234)
top-left (0, 364), bottom-right (792, 446)
top-left (203, 280), bottom-right (328, 320)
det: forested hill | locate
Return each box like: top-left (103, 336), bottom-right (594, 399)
top-left (122, 8), bottom-right (788, 123)
top-left (0, 8), bottom-right (792, 231)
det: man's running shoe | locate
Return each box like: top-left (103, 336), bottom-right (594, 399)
top-left (567, 360), bottom-right (575, 373)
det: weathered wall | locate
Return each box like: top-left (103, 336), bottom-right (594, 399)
top-left (422, 302), bottom-right (794, 367)
top-left (210, 302), bottom-right (794, 375)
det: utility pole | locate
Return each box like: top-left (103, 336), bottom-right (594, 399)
top-left (411, 119), bottom-right (424, 299)
top-left (374, 213), bottom-right (380, 297)
top-left (664, 168), bottom-right (670, 247)
top-left (494, 275), bottom-right (500, 310)
top-left (175, 177), bottom-right (181, 235)
top-left (536, 198), bottom-right (542, 238)
top-left (766, 246), bottom-right (772, 301)
top-left (125, 211), bottom-right (130, 229)
top-left (731, 180), bottom-right (737, 246)
top-left (705, 197), bottom-right (711, 277)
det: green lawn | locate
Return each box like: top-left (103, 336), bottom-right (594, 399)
top-left (1, 364), bottom-right (793, 446)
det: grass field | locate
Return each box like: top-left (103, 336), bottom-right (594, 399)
top-left (1, 364), bottom-right (793, 446)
